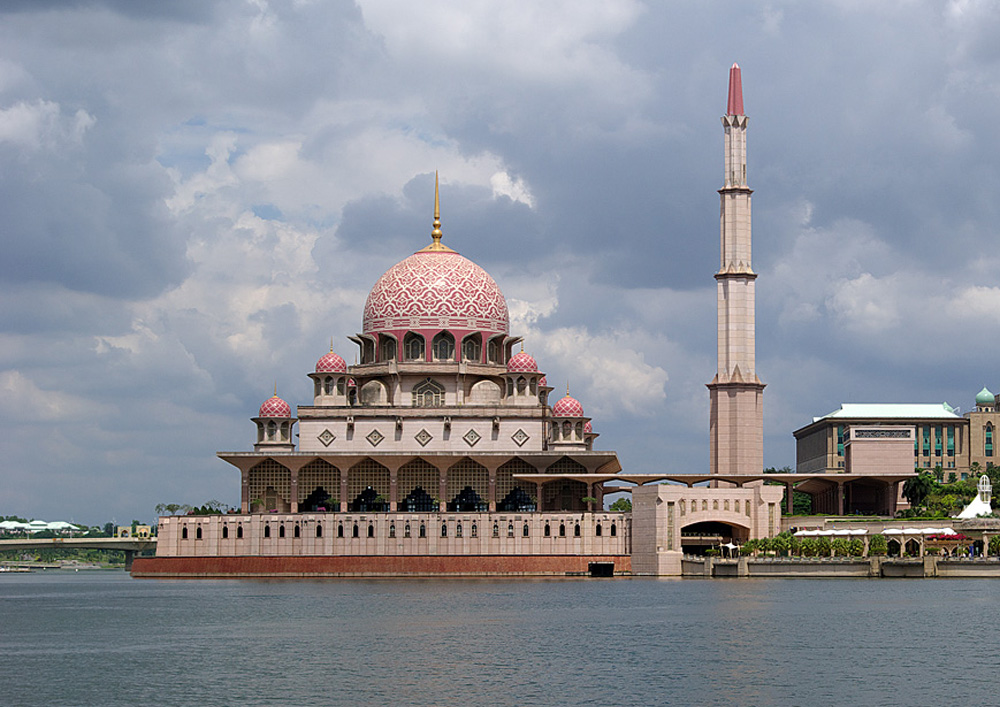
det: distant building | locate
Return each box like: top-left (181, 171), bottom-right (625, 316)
top-left (796, 394), bottom-right (1000, 480)
top-left (115, 525), bottom-right (151, 539)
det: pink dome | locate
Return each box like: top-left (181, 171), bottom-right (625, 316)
top-left (316, 351), bottom-right (347, 373)
top-left (258, 395), bottom-right (291, 418)
top-left (539, 376), bottom-right (547, 386)
top-left (552, 394), bottom-right (584, 417)
top-left (363, 250), bottom-right (508, 337)
top-left (584, 421), bottom-right (593, 433)
top-left (507, 351), bottom-right (538, 373)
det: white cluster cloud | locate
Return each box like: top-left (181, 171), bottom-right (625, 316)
top-left (0, 100), bottom-right (95, 151)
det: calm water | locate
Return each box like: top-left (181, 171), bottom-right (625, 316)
top-left (0, 572), bottom-right (996, 706)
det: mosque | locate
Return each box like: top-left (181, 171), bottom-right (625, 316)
top-left (133, 65), bottom-right (871, 578)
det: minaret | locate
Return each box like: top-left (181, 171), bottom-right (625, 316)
top-left (708, 63), bottom-right (765, 476)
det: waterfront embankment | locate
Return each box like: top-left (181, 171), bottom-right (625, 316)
top-left (684, 555), bottom-right (1000, 578)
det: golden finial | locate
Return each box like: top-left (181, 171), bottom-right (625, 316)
top-left (520, 342), bottom-right (525, 353)
top-left (274, 381), bottom-right (278, 397)
top-left (418, 171), bottom-right (455, 253)
top-left (566, 382), bottom-right (570, 396)
top-left (330, 337), bottom-right (334, 353)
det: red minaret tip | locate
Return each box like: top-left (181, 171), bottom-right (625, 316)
top-left (727, 62), bottom-right (744, 116)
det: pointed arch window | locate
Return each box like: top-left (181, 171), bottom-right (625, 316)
top-left (487, 338), bottom-right (500, 364)
top-left (432, 332), bottom-right (455, 361)
top-left (462, 334), bottom-right (482, 363)
top-left (379, 336), bottom-right (397, 362)
top-left (987, 423), bottom-right (994, 458)
top-left (412, 378), bottom-right (445, 407)
top-left (403, 333), bottom-right (425, 361)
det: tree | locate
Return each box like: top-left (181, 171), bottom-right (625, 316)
top-left (932, 465), bottom-right (944, 482)
top-left (609, 498), bottom-right (632, 512)
top-left (869, 534), bottom-right (888, 556)
top-left (903, 471), bottom-right (936, 508)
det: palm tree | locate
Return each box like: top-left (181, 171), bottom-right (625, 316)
top-left (903, 471), bottom-right (936, 508)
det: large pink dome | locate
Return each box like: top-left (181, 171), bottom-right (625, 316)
top-left (258, 395), bottom-right (291, 418)
top-left (363, 250), bottom-right (508, 336)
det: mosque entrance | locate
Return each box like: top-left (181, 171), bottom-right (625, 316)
top-left (680, 521), bottom-right (749, 556)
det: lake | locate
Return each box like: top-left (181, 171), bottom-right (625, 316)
top-left (0, 571), bottom-right (995, 706)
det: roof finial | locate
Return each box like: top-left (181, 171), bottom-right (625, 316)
top-left (566, 382), bottom-right (570, 396)
top-left (329, 337), bottom-right (334, 353)
top-left (419, 171), bottom-right (455, 253)
top-left (431, 171), bottom-right (443, 246)
top-left (273, 381), bottom-right (278, 397)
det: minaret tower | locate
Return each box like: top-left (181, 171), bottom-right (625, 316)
top-left (708, 63), bottom-right (765, 476)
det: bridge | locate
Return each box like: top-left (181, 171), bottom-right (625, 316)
top-left (0, 537), bottom-right (157, 569)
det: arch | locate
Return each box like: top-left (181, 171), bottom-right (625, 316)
top-left (469, 379), bottom-right (501, 404)
top-left (487, 337), bottom-right (501, 364)
top-left (367, 523), bottom-right (374, 538)
top-left (419, 523), bottom-right (426, 538)
top-left (403, 332), bottom-right (425, 361)
top-left (456, 522), bottom-right (463, 538)
top-left (574, 523), bottom-right (581, 537)
top-left (543, 458), bottom-right (588, 511)
top-left (462, 333), bottom-right (482, 363)
top-left (316, 524), bottom-right (323, 538)
top-left (181, 526), bottom-right (188, 540)
top-left (378, 335), bottom-right (397, 362)
top-left (248, 459), bottom-right (291, 512)
top-left (507, 522), bottom-right (515, 537)
top-left (441, 522), bottom-right (448, 538)
top-left (352, 522), bottom-right (359, 538)
top-left (559, 523), bottom-right (566, 537)
top-left (544, 522), bottom-right (551, 537)
top-left (298, 459), bottom-right (340, 510)
top-left (523, 522), bottom-right (530, 537)
top-left (347, 459), bottom-right (389, 511)
top-left (222, 526), bottom-right (229, 540)
top-left (389, 523), bottom-right (396, 538)
top-left (497, 458), bottom-right (538, 511)
top-left (263, 525), bottom-right (271, 539)
top-left (432, 331), bottom-right (455, 362)
top-left (516, 376), bottom-right (527, 394)
top-left (359, 379), bottom-right (388, 406)
top-left (237, 525), bottom-right (243, 540)
top-left (293, 524), bottom-right (300, 539)
top-left (447, 458), bottom-right (488, 511)
top-left (679, 519), bottom-right (750, 555)
top-left (278, 524), bottom-right (286, 539)
top-left (323, 376), bottom-right (335, 395)
top-left (195, 527), bottom-right (203, 540)
top-left (398, 458), bottom-right (439, 512)
top-left (596, 522), bottom-right (602, 537)
top-left (412, 378), bottom-right (445, 407)
top-left (338, 523), bottom-right (344, 538)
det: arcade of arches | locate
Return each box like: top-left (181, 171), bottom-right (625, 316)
top-left (239, 455), bottom-right (605, 514)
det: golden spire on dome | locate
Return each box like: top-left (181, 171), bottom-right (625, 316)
top-left (330, 337), bottom-right (334, 353)
top-left (273, 381), bottom-right (278, 397)
top-left (418, 171), bottom-right (456, 253)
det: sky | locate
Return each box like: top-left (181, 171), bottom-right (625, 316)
top-left (3, 0), bottom-right (1000, 525)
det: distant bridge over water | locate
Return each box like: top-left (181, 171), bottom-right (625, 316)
top-left (0, 537), bottom-right (157, 569)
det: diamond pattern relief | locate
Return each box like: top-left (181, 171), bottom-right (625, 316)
top-left (366, 429), bottom-right (384, 447)
top-left (463, 429), bottom-right (481, 447)
top-left (318, 429), bottom-right (336, 447)
top-left (511, 429), bottom-right (530, 447)
top-left (414, 429), bottom-right (433, 447)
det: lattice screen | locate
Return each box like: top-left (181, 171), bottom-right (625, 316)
top-left (248, 460), bottom-right (291, 508)
top-left (446, 458), bottom-right (488, 501)
top-left (298, 459), bottom-right (340, 503)
top-left (497, 458), bottom-right (537, 501)
top-left (347, 459), bottom-right (390, 500)
top-left (398, 459), bottom-right (439, 502)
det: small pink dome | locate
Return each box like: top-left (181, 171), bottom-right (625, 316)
top-left (316, 351), bottom-right (347, 373)
top-left (507, 351), bottom-right (538, 373)
top-left (258, 395), bottom-right (291, 418)
top-left (539, 376), bottom-right (547, 386)
top-left (584, 421), bottom-right (593, 434)
top-left (552, 394), bottom-right (584, 417)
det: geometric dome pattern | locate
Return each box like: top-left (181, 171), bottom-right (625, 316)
top-left (363, 251), bottom-right (509, 336)
top-left (507, 351), bottom-right (538, 373)
top-left (316, 351), bottom-right (347, 373)
top-left (258, 395), bottom-right (292, 418)
top-left (552, 394), bottom-right (584, 417)
top-left (584, 421), bottom-right (593, 434)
